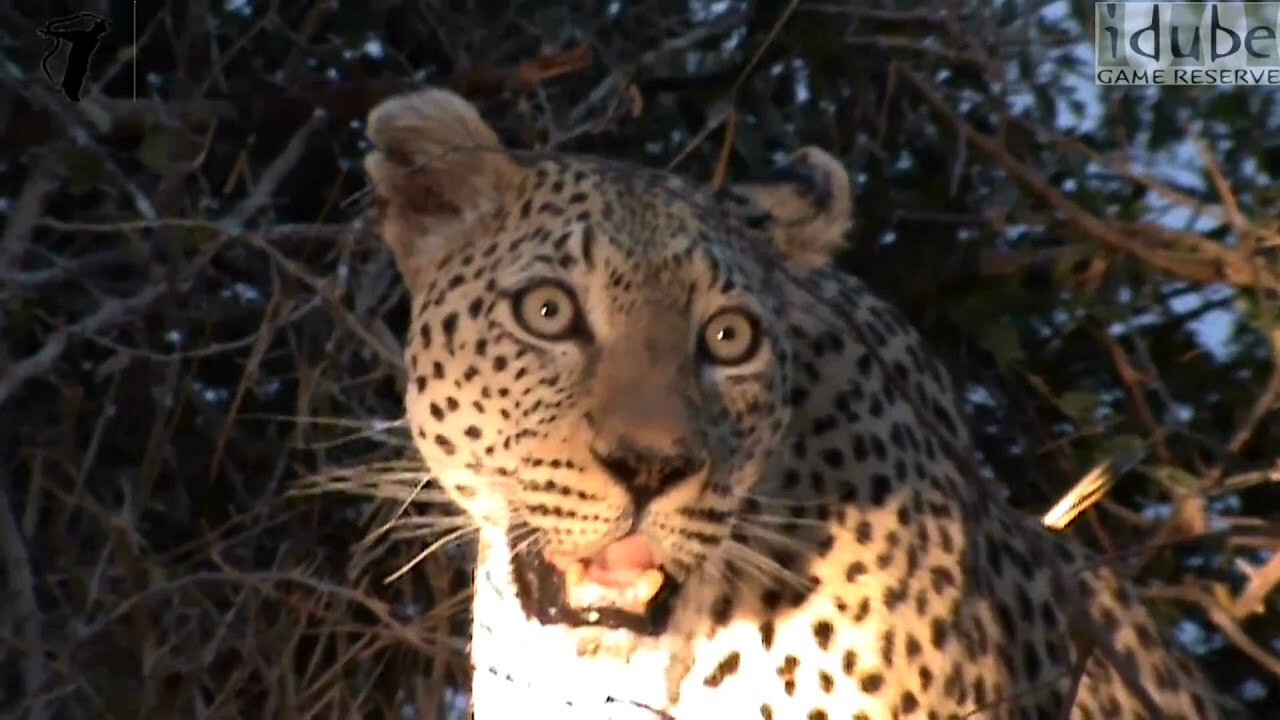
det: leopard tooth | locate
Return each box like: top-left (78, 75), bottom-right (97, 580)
top-left (564, 561), bottom-right (586, 588)
top-left (564, 566), bottom-right (666, 611)
top-left (634, 568), bottom-right (665, 605)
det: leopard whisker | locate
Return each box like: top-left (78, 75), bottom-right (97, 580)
top-left (738, 512), bottom-right (831, 528)
top-left (719, 540), bottom-right (812, 591)
top-left (730, 521), bottom-right (826, 555)
top-left (383, 523), bottom-right (481, 584)
top-left (385, 515), bottom-right (477, 540)
top-left (747, 492), bottom-right (841, 508)
top-left (508, 524), bottom-right (548, 559)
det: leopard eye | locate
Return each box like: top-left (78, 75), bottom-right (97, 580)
top-left (699, 308), bottom-right (762, 366)
top-left (511, 281), bottom-right (581, 340)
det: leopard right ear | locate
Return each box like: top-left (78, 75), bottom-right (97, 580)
top-left (726, 147), bottom-right (853, 268)
top-left (363, 88), bottom-right (522, 287)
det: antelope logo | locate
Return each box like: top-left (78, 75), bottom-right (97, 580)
top-left (39, 12), bottom-right (109, 102)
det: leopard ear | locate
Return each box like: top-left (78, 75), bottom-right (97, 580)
top-left (729, 147), bottom-right (853, 268)
top-left (363, 88), bottom-right (522, 286)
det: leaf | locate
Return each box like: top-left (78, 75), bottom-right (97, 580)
top-left (1057, 391), bottom-right (1099, 420)
top-left (1097, 434), bottom-right (1146, 459)
top-left (137, 132), bottom-right (174, 174)
top-left (59, 145), bottom-right (108, 195)
top-left (979, 320), bottom-right (1024, 369)
top-left (1147, 465), bottom-right (1210, 496)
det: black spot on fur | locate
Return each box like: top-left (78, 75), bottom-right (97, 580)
top-left (812, 619), bottom-right (834, 650)
top-left (441, 312), bottom-right (459, 352)
top-left (703, 651), bottom-right (741, 687)
top-left (434, 434), bottom-right (456, 455)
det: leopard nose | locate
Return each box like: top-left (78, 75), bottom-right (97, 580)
top-left (591, 440), bottom-right (708, 512)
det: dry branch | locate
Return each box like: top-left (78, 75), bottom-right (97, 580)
top-left (0, 478), bottom-right (46, 720)
top-left (3, 3), bottom-right (1278, 718)
top-left (900, 69), bottom-right (1280, 292)
top-left (0, 250), bottom-right (215, 408)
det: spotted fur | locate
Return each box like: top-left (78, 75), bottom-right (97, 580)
top-left (363, 88), bottom-right (1227, 720)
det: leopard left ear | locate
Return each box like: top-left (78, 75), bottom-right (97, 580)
top-left (728, 147), bottom-right (853, 268)
top-left (362, 88), bottom-right (523, 290)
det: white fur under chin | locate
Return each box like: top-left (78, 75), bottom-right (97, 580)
top-left (468, 526), bottom-right (673, 719)
top-left (467, 528), bottom-right (767, 720)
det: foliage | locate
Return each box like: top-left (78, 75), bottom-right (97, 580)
top-left (1, 0), bottom-right (1278, 717)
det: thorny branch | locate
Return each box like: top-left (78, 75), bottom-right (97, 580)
top-left (1147, 583), bottom-right (1280, 678)
top-left (0, 478), bottom-right (46, 720)
top-left (0, 248), bottom-right (216, 408)
top-left (900, 68), bottom-right (1280, 292)
top-left (1234, 553), bottom-right (1280, 619)
top-left (3, 2), bottom-right (1278, 718)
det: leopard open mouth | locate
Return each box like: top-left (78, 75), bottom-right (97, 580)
top-left (508, 525), bottom-right (681, 635)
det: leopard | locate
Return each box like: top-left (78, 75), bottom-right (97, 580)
top-left (361, 86), bottom-right (1233, 720)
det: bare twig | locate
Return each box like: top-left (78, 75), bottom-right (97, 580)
top-left (1222, 329), bottom-right (1280, 460)
top-left (900, 69), bottom-right (1280, 292)
top-left (0, 243), bottom-right (220, 408)
top-left (1147, 583), bottom-right (1280, 677)
top-left (0, 252), bottom-right (132, 293)
top-left (1194, 139), bottom-right (1249, 253)
top-left (667, 0), bottom-right (802, 171)
top-left (566, 9), bottom-right (750, 129)
top-left (0, 158), bottom-right (57, 272)
top-left (0, 478), bottom-right (46, 720)
top-left (0, 73), bottom-right (159, 221)
top-left (1057, 637), bottom-right (1094, 720)
top-left (1232, 553), bottom-right (1280, 619)
top-left (710, 107), bottom-right (737, 189)
top-left (223, 110), bottom-right (329, 231)
top-left (1102, 334), bottom-right (1172, 464)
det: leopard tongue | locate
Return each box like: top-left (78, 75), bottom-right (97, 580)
top-left (552, 535), bottom-right (665, 613)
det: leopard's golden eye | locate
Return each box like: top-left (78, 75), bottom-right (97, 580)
top-left (699, 308), bottom-right (762, 366)
top-left (512, 281), bottom-right (582, 340)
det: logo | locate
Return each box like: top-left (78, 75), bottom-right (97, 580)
top-left (38, 12), bottom-right (110, 102)
top-left (1095, 2), bottom-right (1280, 86)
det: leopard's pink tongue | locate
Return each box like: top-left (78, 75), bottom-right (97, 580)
top-left (548, 535), bottom-right (665, 611)
top-left (586, 534), bottom-right (658, 587)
